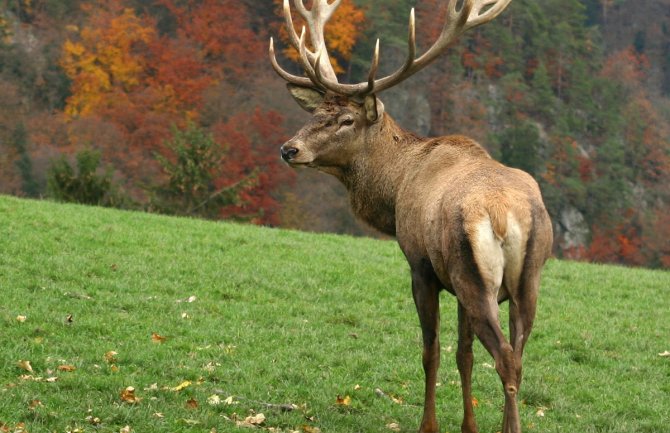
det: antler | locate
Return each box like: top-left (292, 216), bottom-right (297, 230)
top-left (270, 0), bottom-right (512, 97)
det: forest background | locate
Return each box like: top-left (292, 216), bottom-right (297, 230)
top-left (0, 0), bottom-right (669, 268)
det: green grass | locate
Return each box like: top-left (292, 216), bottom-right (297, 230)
top-left (1, 195), bottom-right (668, 433)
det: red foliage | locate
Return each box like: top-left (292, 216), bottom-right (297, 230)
top-left (212, 108), bottom-right (294, 225)
top-left (587, 220), bottom-right (645, 266)
top-left (160, 0), bottom-right (265, 78)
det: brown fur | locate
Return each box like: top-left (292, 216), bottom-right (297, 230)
top-left (281, 92), bottom-right (553, 433)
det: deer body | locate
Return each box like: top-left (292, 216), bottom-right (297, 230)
top-left (270, 2), bottom-right (553, 432)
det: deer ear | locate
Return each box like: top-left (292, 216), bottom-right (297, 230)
top-left (287, 84), bottom-right (325, 113)
top-left (364, 94), bottom-right (384, 123)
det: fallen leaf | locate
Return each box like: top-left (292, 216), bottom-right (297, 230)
top-left (659, 351), bottom-right (670, 357)
top-left (16, 315), bottom-right (27, 323)
top-left (151, 333), bottom-right (167, 343)
top-left (237, 413), bottom-right (266, 427)
top-left (386, 422), bottom-right (401, 432)
top-left (536, 407), bottom-right (547, 417)
top-left (180, 419), bottom-right (201, 425)
top-left (207, 395), bottom-right (221, 406)
top-left (177, 295), bottom-right (197, 303)
top-left (104, 351), bottom-right (118, 363)
top-left (144, 383), bottom-right (159, 391)
top-left (390, 394), bottom-right (403, 405)
top-left (110, 365), bottom-right (120, 373)
top-left (58, 365), bottom-right (76, 372)
top-left (85, 415), bottom-right (102, 425)
top-left (17, 360), bottom-right (33, 373)
top-left (120, 386), bottom-right (141, 404)
top-left (336, 395), bottom-right (351, 406)
top-left (45, 376), bottom-right (58, 382)
top-left (301, 426), bottom-right (321, 433)
top-left (28, 399), bottom-right (43, 410)
top-left (186, 398), bottom-right (199, 409)
top-left (224, 396), bottom-right (236, 405)
top-left (120, 426), bottom-right (132, 433)
top-left (354, 384), bottom-right (361, 390)
top-left (181, 312), bottom-right (190, 319)
top-left (153, 412), bottom-right (164, 418)
top-left (171, 380), bottom-right (192, 392)
top-left (65, 314), bottom-right (73, 324)
top-left (472, 396), bottom-right (479, 408)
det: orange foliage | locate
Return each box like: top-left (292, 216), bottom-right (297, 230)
top-left (61, 3), bottom-right (155, 117)
top-left (273, 0), bottom-right (365, 74)
top-left (600, 47), bottom-right (650, 86)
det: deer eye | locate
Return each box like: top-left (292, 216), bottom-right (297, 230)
top-left (339, 117), bottom-right (355, 127)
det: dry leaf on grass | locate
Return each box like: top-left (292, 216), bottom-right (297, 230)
top-left (144, 383), bottom-right (159, 391)
top-left (17, 360), bottom-right (33, 373)
top-left (171, 380), bottom-right (191, 391)
top-left (186, 398), bottom-right (199, 409)
top-left (120, 386), bottom-right (141, 404)
top-left (659, 351), bottom-right (670, 357)
top-left (120, 426), bottom-right (132, 433)
top-left (386, 422), bottom-right (401, 432)
top-left (28, 399), bottom-right (43, 410)
top-left (151, 332), bottom-right (167, 343)
top-left (236, 413), bottom-right (266, 428)
top-left (207, 395), bottom-right (221, 405)
top-left (104, 351), bottom-right (118, 363)
top-left (335, 395), bottom-right (351, 406)
top-left (16, 315), bottom-right (27, 323)
top-left (58, 365), bottom-right (76, 372)
top-left (85, 415), bottom-right (102, 426)
top-left (301, 426), bottom-right (321, 433)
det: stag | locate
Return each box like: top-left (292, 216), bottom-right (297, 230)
top-left (269, 1), bottom-right (553, 432)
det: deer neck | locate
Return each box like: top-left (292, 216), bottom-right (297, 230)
top-left (335, 115), bottom-right (421, 236)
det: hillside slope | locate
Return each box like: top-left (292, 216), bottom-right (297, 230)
top-left (0, 196), bottom-right (668, 432)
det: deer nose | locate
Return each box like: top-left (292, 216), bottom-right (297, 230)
top-left (281, 145), bottom-right (299, 162)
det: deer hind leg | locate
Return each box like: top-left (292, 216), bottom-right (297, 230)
top-left (466, 297), bottom-right (521, 433)
top-left (411, 264), bottom-right (442, 433)
top-left (457, 301), bottom-right (478, 433)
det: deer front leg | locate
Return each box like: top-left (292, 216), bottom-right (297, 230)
top-left (411, 266), bottom-right (441, 433)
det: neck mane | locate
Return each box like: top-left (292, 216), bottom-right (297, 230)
top-left (338, 115), bottom-right (422, 236)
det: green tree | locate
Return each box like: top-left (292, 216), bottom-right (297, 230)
top-left (11, 122), bottom-right (38, 197)
top-left (495, 119), bottom-right (542, 177)
top-left (47, 149), bottom-right (126, 207)
top-left (150, 123), bottom-right (255, 220)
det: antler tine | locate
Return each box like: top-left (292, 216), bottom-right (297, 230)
top-left (466, 0), bottom-right (512, 29)
top-left (269, 37), bottom-right (314, 87)
top-left (369, 0), bottom-right (511, 95)
top-left (284, 0), bottom-right (316, 64)
top-left (272, 0), bottom-right (511, 97)
top-left (366, 39), bottom-right (380, 94)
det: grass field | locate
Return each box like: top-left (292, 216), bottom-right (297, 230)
top-left (1, 195), bottom-right (669, 433)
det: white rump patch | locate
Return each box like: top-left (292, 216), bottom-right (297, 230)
top-left (502, 213), bottom-right (525, 293)
top-left (472, 218), bottom-right (504, 291)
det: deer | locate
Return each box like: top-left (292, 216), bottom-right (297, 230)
top-left (269, 1), bottom-right (553, 432)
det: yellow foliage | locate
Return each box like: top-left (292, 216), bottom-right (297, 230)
top-left (60, 7), bottom-right (155, 117)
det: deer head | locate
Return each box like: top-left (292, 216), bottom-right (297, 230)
top-left (271, 0), bottom-right (512, 169)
